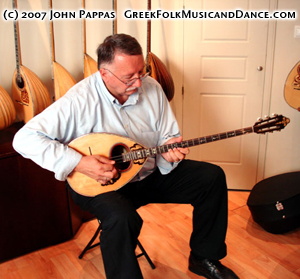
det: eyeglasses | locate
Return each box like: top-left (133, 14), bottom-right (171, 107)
top-left (103, 68), bottom-right (150, 87)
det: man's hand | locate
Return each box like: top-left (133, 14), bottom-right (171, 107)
top-left (73, 155), bottom-right (118, 184)
top-left (161, 136), bottom-right (189, 163)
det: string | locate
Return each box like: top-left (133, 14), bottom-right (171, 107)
top-left (101, 127), bottom-right (255, 164)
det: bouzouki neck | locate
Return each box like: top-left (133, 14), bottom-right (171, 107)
top-left (146, 0), bottom-right (151, 56)
top-left (123, 114), bottom-right (290, 163)
top-left (122, 126), bottom-right (254, 162)
top-left (12, 0), bottom-right (22, 84)
top-left (112, 0), bottom-right (117, 34)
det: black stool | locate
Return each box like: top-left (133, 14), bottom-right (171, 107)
top-left (79, 220), bottom-right (156, 269)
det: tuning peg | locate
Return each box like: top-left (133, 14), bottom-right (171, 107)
top-left (257, 117), bottom-right (263, 122)
top-left (264, 115), bottom-right (270, 120)
top-left (272, 113), bottom-right (278, 117)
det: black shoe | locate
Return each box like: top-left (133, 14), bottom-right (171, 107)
top-left (189, 255), bottom-right (239, 279)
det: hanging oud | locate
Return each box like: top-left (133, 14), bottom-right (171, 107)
top-left (11, 0), bottom-right (51, 123)
top-left (49, 0), bottom-right (76, 100)
top-left (82, 0), bottom-right (117, 78)
top-left (0, 85), bottom-right (16, 130)
top-left (112, 0), bottom-right (117, 35)
top-left (82, 0), bottom-right (98, 78)
top-left (67, 114), bottom-right (290, 197)
top-left (145, 0), bottom-right (174, 101)
top-left (284, 60), bottom-right (300, 111)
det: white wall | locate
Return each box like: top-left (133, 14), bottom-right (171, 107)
top-left (263, 0), bottom-right (300, 178)
top-left (0, 0), bottom-right (299, 179)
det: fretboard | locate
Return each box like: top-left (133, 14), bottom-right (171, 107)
top-left (13, 0), bottom-right (22, 81)
top-left (146, 0), bottom-right (151, 54)
top-left (122, 126), bottom-right (253, 162)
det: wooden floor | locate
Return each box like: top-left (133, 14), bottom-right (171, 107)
top-left (1, 191), bottom-right (300, 278)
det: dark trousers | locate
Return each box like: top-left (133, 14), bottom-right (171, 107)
top-left (67, 159), bottom-right (228, 279)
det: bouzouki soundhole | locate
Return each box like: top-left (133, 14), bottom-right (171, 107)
top-left (16, 76), bottom-right (24, 89)
top-left (110, 143), bottom-right (132, 171)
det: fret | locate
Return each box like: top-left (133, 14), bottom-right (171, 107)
top-left (181, 141), bottom-right (189, 148)
top-left (206, 137), bottom-right (213, 143)
top-left (145, 149), bottom-right (151, 157)
top-left (136, 150), bottom-right (142, 159)
top-left (219, 133), bottom-right (227, 139)
top-left (199, 137), bottom-right (206, 144)
top-left (235, 129), bottom-right (244, 136)
top-left (171, 143), bottom-right (178, 149)
top-left (212, 134), bottom-right (219, 141)
top-left (158, 146), bottom-right (164, 154)
top-left (227, 131), bottom-right (235, 137)
top-left (121, 125), bottom-right (257, 163)
top-left (132, 151), bottom-right (137, 160)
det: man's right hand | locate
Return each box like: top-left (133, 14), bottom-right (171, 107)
top-left (73, 155), bottom-right (118, 184)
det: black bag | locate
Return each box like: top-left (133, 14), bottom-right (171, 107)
top-left (247, 172), bottom-right (300, 234)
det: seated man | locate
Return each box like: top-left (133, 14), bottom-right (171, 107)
top-left (13, 33), bottom-right (239, 279)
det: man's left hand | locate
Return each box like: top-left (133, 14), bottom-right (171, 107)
top-left (161, 136), bottom-right (190, 163)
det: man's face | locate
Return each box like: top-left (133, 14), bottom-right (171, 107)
top-left (100, 53), bottom-right (145, 104)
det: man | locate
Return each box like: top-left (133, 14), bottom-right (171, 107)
top-left (13, 34), bottom-right (238, 279)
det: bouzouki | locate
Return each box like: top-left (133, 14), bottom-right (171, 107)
top-left (49, 0), bottom-right (76, 100)
top-left (82, 0), bottom-right (117, 78)
top-left (11, 0), bottom-right (51, 123)
top-left (67, 114), bottom-right (290, 197)
top-left (82, 0), bottom-right (98, 78)
top-left (284, 60), bottom-right (300, 111)
top-left (145, 0), bottom-right (175, 101)
top-left (0, 85), bottom-right (16, 130)
top-left (112, 0), bottom-right (117, 35)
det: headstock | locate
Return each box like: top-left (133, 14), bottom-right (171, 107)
top-left (254, 114), bottom-right (290, 134)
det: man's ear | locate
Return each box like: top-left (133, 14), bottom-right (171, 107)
top-left (100, 68), bottom-right (109, 83)
top-left (99, 68), bottom-right (106, 77)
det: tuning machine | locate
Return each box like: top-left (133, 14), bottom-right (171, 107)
top-left (256, 117), bottom-right (263, 122)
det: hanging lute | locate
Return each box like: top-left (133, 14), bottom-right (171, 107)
top-left (49, 0), bottom-right (76, 100)
top-left (284, 60), bottom-right (300, 111)
top-left (112, 0), bottom-right (117, 35)
top-left (0, 85), bottom-right (16, 130)
top-left (82, 0), bottom-right (98, 78)
top-left (67, 114), bottom-right (290, 197)
top-left (11, 0), bottom-right (51, 123)
top-left (145, 0), bottom-right (175, 101)
top-left (82, 0), bottom-right (117, 78)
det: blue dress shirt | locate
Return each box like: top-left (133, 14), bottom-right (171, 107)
top-left (13, 71), bottom-right (181, 182)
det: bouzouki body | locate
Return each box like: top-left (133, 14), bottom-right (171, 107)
top-left (12, 66), bottom-right (51, 123)
top-left (284, 60), bottom-right (300, 111)
top-left (49, 0), bottom-right (76, 100)
top-left (12, 0), bottom-right (51, 123)
top-left (145, 0), bottom-right (174, 101)
top-left (84, 54), bottom-right (98, 79)
top-left (82, 0), bottom-right (117, 79)
top-left (82, 0), bottom-right (98, 79)
top-left (67, 115), bottom-right (290, 197)
top-left (52, 62), bottom-right (77, 100)
top-left (0, 85), bottom-right (16, 130)
top-left (68, 133), bottom-right (147, 197)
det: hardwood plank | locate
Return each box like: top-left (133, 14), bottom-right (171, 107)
top-left (0, 191), bottom-right (299, 278)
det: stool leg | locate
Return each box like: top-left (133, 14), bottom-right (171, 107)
top-left (136, 239), bottom-right (156, 269)
top-left (78, 224), bottom-right (101, 259)
top-left (79, 221), bottom-right (155, 270)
